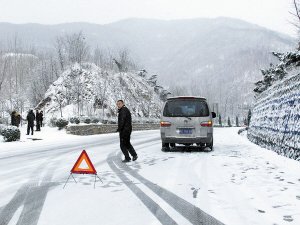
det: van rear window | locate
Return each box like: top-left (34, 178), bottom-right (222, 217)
top-left (163, 99), bottom-right (209, 117)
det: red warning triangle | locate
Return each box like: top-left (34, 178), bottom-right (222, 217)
top-left (71, 150), bottom-right (97, 174)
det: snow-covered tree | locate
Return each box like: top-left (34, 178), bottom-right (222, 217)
top-left (236, 116), bottom-right (239, 127)
top-left (247, 109), bottom-right (252, 126)
top-left (227, 117), bottom-right (232, 127)
top-left (219, 114), bottom-right (222, 127)
top-left (55, 32), bottom-right (90, 67)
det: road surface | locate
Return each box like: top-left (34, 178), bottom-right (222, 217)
top-left (0, 127), bottom-right (300, 225)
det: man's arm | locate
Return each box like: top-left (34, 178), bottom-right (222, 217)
top-left (118, 110), bottom-right (126, 132)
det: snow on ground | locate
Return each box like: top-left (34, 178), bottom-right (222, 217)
top-left (0, 127), bottom-right (300, 225)
top-left (1, 125), bottom-right (70, 144)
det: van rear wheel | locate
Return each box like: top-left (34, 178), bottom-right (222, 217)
top-left (162, 142), bottom-right (170, 152)
top-left (207, 137), bottom-right (214, 150)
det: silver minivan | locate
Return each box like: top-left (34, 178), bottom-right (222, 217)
top-left (160, 96), bottom-right (216, 151)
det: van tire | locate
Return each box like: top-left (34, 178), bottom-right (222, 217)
top-left (162, 142), bottom-right (170, 152)
top-left (207, 137), bottom-right (214, 149)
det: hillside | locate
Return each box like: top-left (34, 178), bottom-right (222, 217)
top-left (0, 17), bottom-right (296, 118)
top-left (36, 63), bottom-right (168, 121)
top-left (248, 51), bottom-right (300, 160)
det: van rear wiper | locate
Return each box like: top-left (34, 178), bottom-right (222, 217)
top-left (185, 117), bottom-right (192, 120)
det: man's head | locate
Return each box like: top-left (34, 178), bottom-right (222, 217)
top-left (116, 100), bottom-right (124, 109)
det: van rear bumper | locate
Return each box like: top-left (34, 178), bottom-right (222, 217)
top-left (161, 134), bottom-right (213, 144)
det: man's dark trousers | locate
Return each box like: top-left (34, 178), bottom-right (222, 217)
top-left (120, 133), bottom-right (137, 160)
top-left (27, 125), bottom-right (34, 135)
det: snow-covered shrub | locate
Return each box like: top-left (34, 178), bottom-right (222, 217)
top-left (83, 118), bottom-right (91, 124)
top-left (107, 120), bottom-right (117, 124)
top-left (0, 126), bottom-right (20, 142)
top-left (69, 117), bottom-right (80, 124)
top-left (254, 52), bottom-right (300, 94)
top-left (101, 119), bottom-right (108, 124)
top-left (49, 117), bottom-right (58, 127)
top-left (91, 118), bottom-right (100, 124)
top-left (55, 118), bottom-right (69, 130)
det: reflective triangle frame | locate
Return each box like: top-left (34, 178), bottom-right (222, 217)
top-left (71, 150), bottom-right (97, 174)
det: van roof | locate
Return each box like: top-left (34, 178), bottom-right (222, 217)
top-left (167, 96), bottom-right (207, 101)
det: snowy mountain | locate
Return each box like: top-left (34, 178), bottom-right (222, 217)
top-left (36, 63), bottom-right (169, 120)
top-left (0, 17), bottom-right (295, 118)
top-left (248, 51), bottom-right (300, 160)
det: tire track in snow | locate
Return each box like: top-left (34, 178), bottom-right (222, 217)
top-left (0, 131), bottom-right (160, 225)
top-left (0, 154), bottom-right (63, 225)
top-left (107, 153), bottom-right (178, 225)
top-left (110, 152), bottom-right (225, 225)
top-left (0, 130), bottom-right (158, 161)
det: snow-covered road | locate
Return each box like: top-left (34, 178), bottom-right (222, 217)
top-left (0, 128), bottom-right (300, 225)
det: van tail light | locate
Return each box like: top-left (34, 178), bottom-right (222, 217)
top-left (160, 121), bottom-right (171, 127)
top-left (201, 121), bottom-right (212, 127)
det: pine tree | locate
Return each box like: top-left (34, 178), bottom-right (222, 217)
top-left (218, 114), bottom-right (222, 127)
top-left (228, 117), bottom-right (232, 127)
top-left (236, 116), bottom-right (239, 127)
top-left (247, 109), bottom-right (252, 126)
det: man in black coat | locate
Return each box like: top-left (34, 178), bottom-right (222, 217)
top-left (35, 110), bottom-right (41, 131)
top-left (26, 110), bottom-right (35, 135)
top-left (15, 112), bottom-right (21, 127)
top-left (40, 111), bottom-right (44, 127)
top-left (117, 100), bottom-right (138, 162)
top-left (11, 111), bottom-right (17, 126)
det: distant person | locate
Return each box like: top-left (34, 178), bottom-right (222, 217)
top-left (26, 110), bottom-right (35, 135)
top-left (11, 111), bottom-right (17, 126)
top-left (35, 110), bottom-right (41, 131)
top-left (40, 111), bottom-right (44, 127)
top-left (15, 112), bottom-right (21, 127)
top-left (116, 100), bottom-right (138, 162)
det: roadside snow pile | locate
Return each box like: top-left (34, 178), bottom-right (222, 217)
top-left (248, 51), bottom-right (300, 160)
top-left (36, 63), bottom-right (170, 120)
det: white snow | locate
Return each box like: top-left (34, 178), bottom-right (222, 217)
top-left (78, 159), bottom-right (89, 169)
top-left (37, 63), bottom-right (167, 120)
top-left (0, 127), bottom-right (300, 225)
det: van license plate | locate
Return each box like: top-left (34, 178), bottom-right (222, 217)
top-left (179, 129), bottom-right (192, 134)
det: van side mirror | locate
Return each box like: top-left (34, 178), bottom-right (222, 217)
top-left (211, 112), bottom-right (216, 118)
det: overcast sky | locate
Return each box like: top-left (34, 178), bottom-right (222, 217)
top-left (0, 0), bottom-right (297, 36)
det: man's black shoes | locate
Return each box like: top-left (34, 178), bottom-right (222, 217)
top-left (122, 156), bottom-right (138, 163)
top-left (122, 159), bottom-right (131, 163)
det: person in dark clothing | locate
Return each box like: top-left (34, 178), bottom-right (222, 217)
top-left (35, 110), bottom-right (41, 131)
top-left (26, 110), bottom-right (35, 135)
top-left (117, 100), bottom-right (138, 162)
top-left (15, 112), bottom-right (21, 127)
top-left (11, 111), bottom-right (21, 127)
top-left (11, 111), bottom-right (17, 126)
top-left (40, 111), bottom-right (44, 127)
